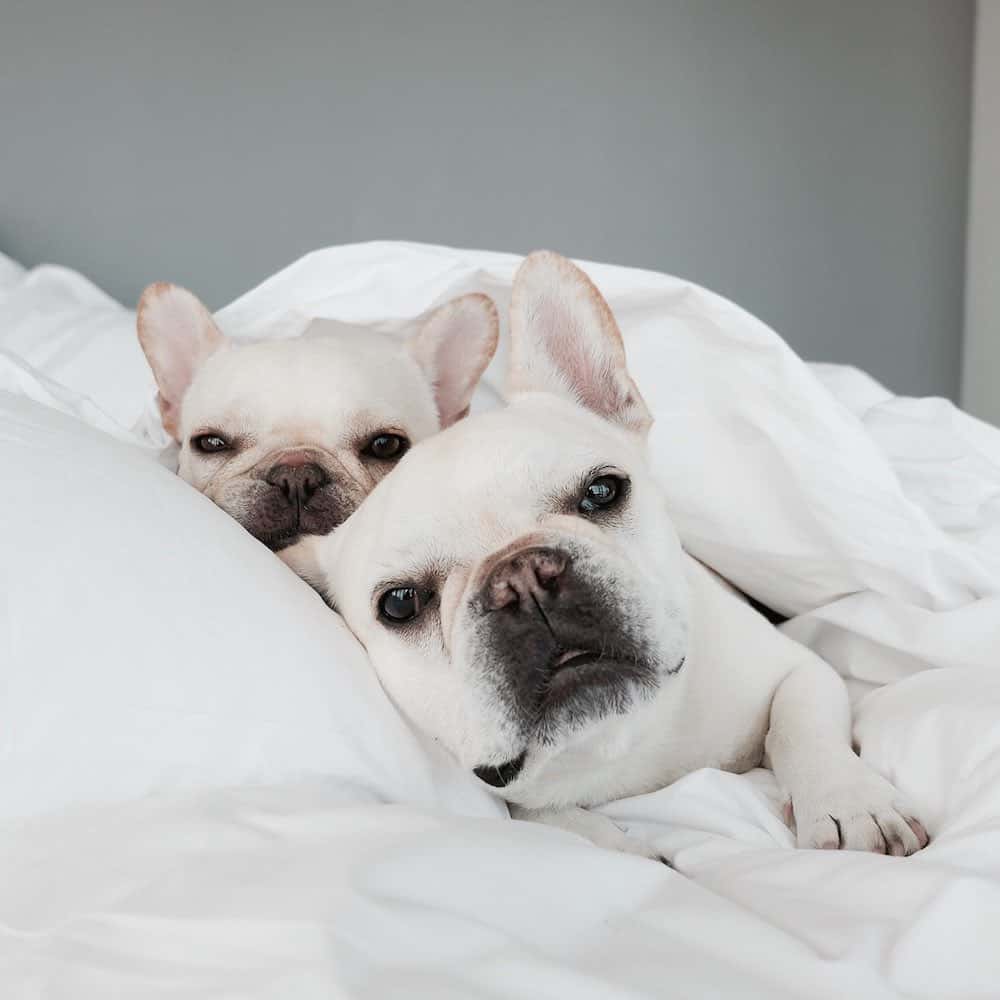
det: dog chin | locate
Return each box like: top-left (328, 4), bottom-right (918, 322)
top-left (256, 530), bottom-right (304, 553)
top-left (533, 651), bottom-right (662, 744)
top-left (471, 649), bottom-right (681, 791)
top-left (230, 507), bottom-right (347, 551)
top-left (243, 522), bottom-right (335, 552)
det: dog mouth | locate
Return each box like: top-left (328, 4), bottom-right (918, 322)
top-left (552, 648), bottom-right (600, 671)
top-left (469, 648), bottom-right (686, 790)
top-left (540, 644), bottom-right (647, 705)
top-left (540, 647), bottom-right (610, 701)
top-left (471, 649), bottom-right (627, 790)
top-left (233, 485), bottom-right (356, 551)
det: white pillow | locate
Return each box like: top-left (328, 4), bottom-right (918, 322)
top-left (0, 391), bottom-right (500, 822)
top-left (0, 258), bottom-right (154, 432)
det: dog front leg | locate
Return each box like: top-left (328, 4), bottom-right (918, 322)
top-left (765, 658), bottom-right (928, 855)
top-left (508, 804), bottom-right (668, 863)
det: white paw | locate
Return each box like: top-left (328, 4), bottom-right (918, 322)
top-left (594, 822), bottom-right (669, 864)
top-left (786, 760), bottom-right (929, 856)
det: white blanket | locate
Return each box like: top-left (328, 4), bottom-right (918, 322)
top-left (3, 671), bottom-right (1000, 999)
top-left (1, 242), bottom-right (998, 998)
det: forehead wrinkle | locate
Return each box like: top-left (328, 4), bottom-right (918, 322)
top-left (189, 333), bottom-right (424, 411)
top-left (344, 408), bottom-right (410, 439)
top-left (192, 396), bottom-right (366, 452)
top-left (190, 380), bottom-right (433, 450)
top-left (195, 407), bottom-right (259, 435)
top-left (368, 516), bottom-right (505, 594)
top-left (368, 552), bottom-right (448, 592)
top-left (358, 503), bottom-right (484, 582)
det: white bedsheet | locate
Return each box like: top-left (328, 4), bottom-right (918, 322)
top-left (3, 669), bottom-right (999, 999)
top-left (1, 242), bottom-right (998, 998)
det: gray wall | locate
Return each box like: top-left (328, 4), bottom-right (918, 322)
top-left (963, 0), bottom-right (1000, 425)
top-left (0, 0), bottom-right (973, 398)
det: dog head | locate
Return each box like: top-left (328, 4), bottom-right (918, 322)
top-left (308, 252), bottom-right (690, 804)
top-left (137, 284), bottom-right (498, 550)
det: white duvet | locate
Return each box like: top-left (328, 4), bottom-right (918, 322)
top-left (1, 243), bottom-right (998, 999)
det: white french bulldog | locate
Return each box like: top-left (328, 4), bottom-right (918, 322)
top-left (291, 251), bottom-right (929, 859)
top-left (137, 283), bottom-right (498, 549)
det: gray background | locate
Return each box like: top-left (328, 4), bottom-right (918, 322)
top-left (0, 0), bottom-right (973, 397)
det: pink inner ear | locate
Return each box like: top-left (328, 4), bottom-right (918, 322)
top-left (156, 393), bottom-right (182, 440)
top-left (137, 284), bottom-right (224, 417)
top-left (431, 342), bottom-right (473, 424)
top-left (426, 331), bottom-right (494, 427)
top-left (535, 295), bottom-right (625, 417)
top-left (409, 294), bottom-right (498, 428)
top-left (154, 349), bottom-right (198, 409)
top-left (510, 251), bottom-right (652, 434)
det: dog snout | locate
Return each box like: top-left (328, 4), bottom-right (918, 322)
top-left (483, 546), bottom-right (569, 611)
top-left (266, 462), bottom-right (329, 507)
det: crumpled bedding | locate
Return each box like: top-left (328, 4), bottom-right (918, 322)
top-left (205, 243), bottom-right (1000, 697)
top-left (3, 668), bottom-right (1000, 999)
top-left (1, 242), bottom-right (998, 998)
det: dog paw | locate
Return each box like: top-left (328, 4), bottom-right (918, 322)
top-left (563, 812), bottom-right (665, 863)
top-left (786, 763), bottom-right (929, 856)
top-left (605, 826), bottom-right (671, 864)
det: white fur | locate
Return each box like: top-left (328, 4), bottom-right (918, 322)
top-left (136, 283), bottom-right (497, 541)
top-left (308, 251), bottom-right (928, 859)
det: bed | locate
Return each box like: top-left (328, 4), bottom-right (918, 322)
top-left (1, 242), bottom-right (998, 998)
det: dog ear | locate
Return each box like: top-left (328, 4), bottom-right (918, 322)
top-left (508, 251), bottom-right (651, 435)
top-left (407, 293), bottom-right (499, 428)
top-left (136, 283), bottom-right (226, 440)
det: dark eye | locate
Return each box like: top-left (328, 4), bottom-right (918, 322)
top-left (192, 433), bottom-right (231, 454)
top-left (579, 474), bottom-right (627, 514)
top-left (378, 586), bottom-right (429, 624)
top-left (363, 433), bottom-right (409, 461)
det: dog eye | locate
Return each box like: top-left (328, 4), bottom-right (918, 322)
top-left (363, 433), bottom-right (409, 461)
top-left (579, 474), bottom-right (627, 514)
top-left (192, 433), bottom-right (231, 454)
top-left (378, 586), bottom-right (429, 624)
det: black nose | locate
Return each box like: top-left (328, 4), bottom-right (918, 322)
top-left (265, 462), bottom-right (329, 507)
top-left (482, 546), bottom-right (569, 612)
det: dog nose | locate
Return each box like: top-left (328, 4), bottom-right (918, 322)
top-left (266, 462), bottom-right (329, 506)
top-left (483, 546), bottom-right (569, 611)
